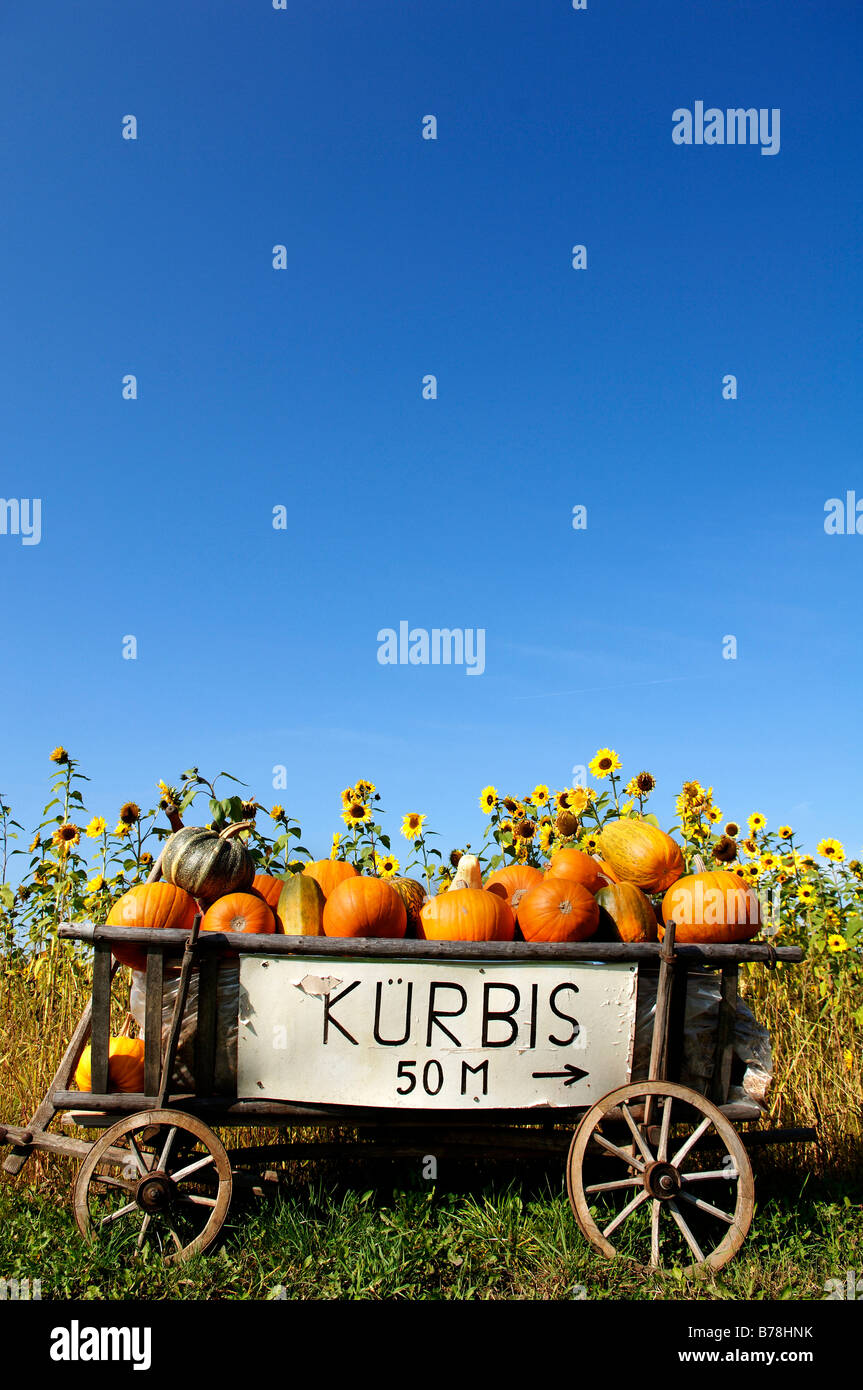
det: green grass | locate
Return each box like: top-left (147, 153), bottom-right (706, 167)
top-left (1, 1158), bottom-right (860, 1301)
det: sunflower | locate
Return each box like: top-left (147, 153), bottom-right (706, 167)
top-left (759, 852), bottom-right (779, 872)
top-left (848, 860), bottom-right (863, 877)
top-left (140, 851), bottom-right (154, 868)
top-left (119, 802), bottom-right (141, 826)
top-left (707, 806), bottom-right (723, 824)
top-left (555, 809), bottom-right (579, 838)
top-left (49, 747), bottom-right (68, 764)
top-left (635, 771), bottom-right (656, 794)
top-left (340, 788), bottom-right (355, 809)
top-left (724, 822), bottom-right (740, 839)
top-left (479, 786), bottom-right (498, 814)
top-left (375, 852), bottom-right (399, 878)
top-left (777, 826), bottom-right (793, 841)
top-left (85, 816), bottom-right (107, 839)
top-left (714, 836), bottom-right (737, 864)
top-left (817, 838), bottom-right (844, 862)
top-left (797, 884), bottom-right (816, 904)
top-left (589, 748), bottom-right (621, 779)
top-left (580, 830), bottom-right (601, 853)
top-left (532, 784), bottom-right (550, 805)
top-left (354, 780), bottom-right (376, 800)
top-left (742, 862), bottom-right (761, 882)
top-left (330, 833), bottom-right (342, 859)
top-left (401, 812), bottom-right (426, 841)
top-left (241, 799), bottom-right (259, 820)
top-left (86, 873), bottom-right (106, 894)
top-left (342, 800), bottom-right (372, 826)
top-left (114, 821), bottom-right (132, 839)
top-left (514, 818), bottom-right (536, 842)
top-left (52, 823), bottom-right (80, 852)
top-left (741, 838), bottom-right (759, 858)
top-left (501, 797), bottom-right (519, 814)
top-left (554, 789), bottom-right (575, 812)
top-left (827, 934), bottom-right (848, 953)
top-left (270, 805), bottom-right (285, 820)
top-left (747, 812), bottom-right (766, 832)
top-left (28, 832), bottom-right (40, 852)
top-left (498, 818), bottom-right (514, 839)
top-left (538, 825), bottom-right (554, 855)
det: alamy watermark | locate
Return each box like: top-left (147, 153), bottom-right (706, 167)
top-left (0, 498), bottom-right (41, 545)
top-left (0, 1277), bottom-right (41, 1299)
top-left (377, 622), bottom-right (485, 676)
top-left (672, 103), bottom-right (780, 156)
top-left (824, 1269), bottom-right (863, 1300)
top-left (824, 493), bottom-right (863, 535)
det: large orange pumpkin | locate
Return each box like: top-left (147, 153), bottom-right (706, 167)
top-left (323, 877), bottom-right (407, 938)
top-left (106, 882), bottom-right (199, 971)
top-left (598, 820), bottom-right (684, 893)
top-left (518, 877), bottom-right (599, 943)
top-left (201, 892), bottom-right (276, 936)
top-left (252, 873), bottom-right (286, 914)
top-left (660, 871), bottom-right (761, 943)
top-left (595, 882), bottom-right (657, 942)
top-left (419, 888), bottom-right (514, 942)
top-left (303, 859), bottom-right (358, 899)
top-left (546, 847), bottom-right (612, 895)
top-left (75, 1036), bottom-right (146, 1094)
top-left (485, 865), bottom-right (543, 921)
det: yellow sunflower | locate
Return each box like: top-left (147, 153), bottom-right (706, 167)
top-left (271, 805), bottom-right (285, 820)
top-left (52, 823), bottom-right (80, 853)
top-left (724, 822), bottom-right (740, 838)
top-left (747, 812), bottom-right (766, 832)
top-left (85, 816), bottom-right (107, 839)
top-left (119, 802), bottom-right (141, 826)
top-left (479, 786), bottom-right (498, 814)
top-left (342, 800), bottom-right (372, 826)
top-left (777, 825), bottom-right (793, 840)
top-left (589, 748), bottom-right (621, 780)
top-left (827, 934), bottom-right (848, 953)
top-left (532, 784), bottom-right (550, 805)
top-left (354, 780), bottom-right (376, 800)
top-left (340, 787), bottom-right (355, 809)
top-left (817, 838), bottom-right (844, 862)
top-left (375, 852), bottom-right (400, 878)
top-left (49, 746), bottom-right (68, 763)
top-left (401, 812), bottom-right (426, 841)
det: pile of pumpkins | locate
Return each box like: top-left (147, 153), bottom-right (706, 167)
top-left (103, 817), bottom-right (763, 961)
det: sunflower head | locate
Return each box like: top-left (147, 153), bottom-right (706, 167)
top-left (713, 835), bottom-right (738, 864)
top-left (502, 797), bottom-right (519, 814)
top-left (449, 849), bottom-right (463, 869)
top-left (589, 748), bottom-right (621, 779)
top-left (555, 810), bottom-right (579, 838)
top-left (479, 786), bottom-right (498, 815)
top-left (342, 799), bottom-right (371, 825)
top-left (119, 802), bottom-right (141, 826)
top-left (241, 799), bottom-right (259, 820)
top-left (724, 822), bottom-right (740, 839)
top-left (49, 747), bottom-right (68, 764)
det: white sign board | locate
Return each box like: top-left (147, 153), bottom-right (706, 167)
top-left (237, 955), bottom-right (637, 1110)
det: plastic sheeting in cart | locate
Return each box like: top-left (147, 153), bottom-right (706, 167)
top-left (130, 962), bottom-right (240, 1093)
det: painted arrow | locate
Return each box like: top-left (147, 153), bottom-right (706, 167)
top-left (532, 1065), bottom-right (589, 1087)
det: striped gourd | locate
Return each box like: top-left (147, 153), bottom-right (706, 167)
top-left (161, 823), bottom-right (254, 901)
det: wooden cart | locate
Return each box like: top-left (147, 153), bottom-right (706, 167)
top-left (1, 918), bottom-right (814, 1275)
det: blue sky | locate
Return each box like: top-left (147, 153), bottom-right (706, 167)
top-left (1, 0), bottom-right (861, 870)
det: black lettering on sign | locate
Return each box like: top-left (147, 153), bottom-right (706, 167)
top-left (426, 981), bottom-right (467, 1047)
top-left (373, 980), bottom-right (413, 1046)
top-left (460, 1059), bottom-right (489, 1096)
top-left (423, 1060), bottom-right (444, 1095)
top-left (548, 983), bottom-right (580, 1047)
top-left (482, 982), bottom-right (520, 1047)
top-left (322, 980), bottom-right (360, 1045)
top-left (529, 982), bottom-right (538, 1049)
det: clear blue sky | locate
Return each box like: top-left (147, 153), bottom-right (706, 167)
top-left (1, 1), bottom-right (861, 867)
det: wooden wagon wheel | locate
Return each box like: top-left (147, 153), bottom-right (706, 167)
top-left (566, 1080), bottom-right (754, 1276)
top-left (73, 1110), bottom-right (232, 1265)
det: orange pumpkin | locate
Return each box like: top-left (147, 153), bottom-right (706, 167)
top-left (546, 847), bottom-right (612, 895)
top-left (660, 871), bottom-right (761, 943)
top-left (323, 877), bottom-right (407, 938)
top-left (106, 882), bottom-right (199, 971)
top-left (518, 877), bottom-right (599, 943)
top-left (484, 865), bottom-right (543, 921)
top-left (593, 857), bottom-right (619, 884)
top-left (419, 888), bottom-right (514, 942)
top-left (252, 873), bottom-right (286, 914)
top-left (201, 892), bottom-right (276, 936)
top-left (303, 859), bottom-right (358, 899)
top-left (595, 882), bottom-right (657, 942)
top-left (598, 820), bottom-right (684, 893)
top-left (75, 1036), bottom-right (146, 1094)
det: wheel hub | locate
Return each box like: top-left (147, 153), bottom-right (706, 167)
top-left (135, 1171), bottom-right (176, 1212)
top-left (643, 1161), bottom-right (681, 1201)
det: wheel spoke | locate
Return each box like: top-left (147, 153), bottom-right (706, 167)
top-left (678, 1190), bottom-right (735, 1224)
top-left (592, 1132), bottom-right (647, 1172)
top-left (172, 1153), bottom-right (215, 1182)
top-left (91, 1172), bottom-right (135, 1193)
top-left (670, 1115), bottom-right (713, 1168)
top-left (157, 1126), bottom-right (178, 1171)
top-left (99, 1200), bottom-right (139, 1227)
top-left (649, 1199), bottom-right (661, 1267)
top-left (585, 1177), bottom-right (643, 1194)
top-left (620, 1103), bottom-right (655, 1165)
top-left (668, 1199), bottom-right (706, 1263)
top-left (128, 1137), bottom-right (152, 1177)
top-left (601, 1188), bottom-right (649, 1239)
top-left (178, 1193), bottom-right (217, 1208)
top-left (657, 1096), bottom-right (673, 1163)
top-left (682, 1168), bottom-right (738, 1183)
top-left (136, 1214), bottom-right (151, 1250)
